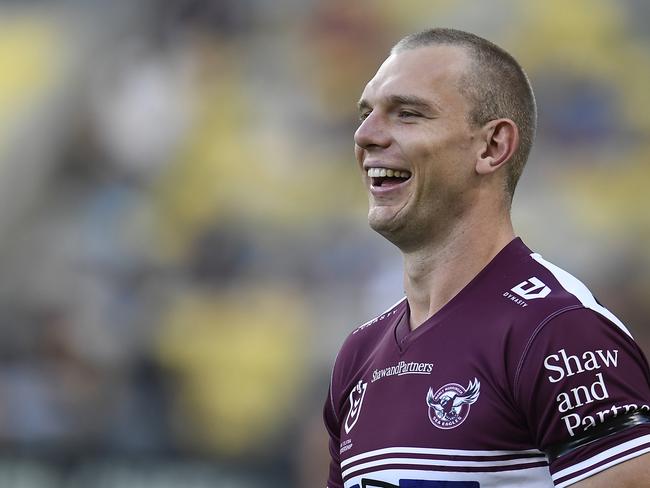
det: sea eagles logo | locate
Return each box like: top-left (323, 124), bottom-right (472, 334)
top-left (344, 380), bottom-right (367, 434)
top-left (426, 378), bottom-right (480, 429)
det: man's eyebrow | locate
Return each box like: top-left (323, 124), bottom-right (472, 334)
top-left (389, 94), bottom-right (438, 111)
top-left (357, 95), bottom-right (439, 113)
top-left (357, 99), bottom-right (371, 112)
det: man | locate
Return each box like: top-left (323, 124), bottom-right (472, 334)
top-left (324, 28), bottom-right (650, 488)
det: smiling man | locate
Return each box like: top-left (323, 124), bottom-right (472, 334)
top-left (324, 28), bottom-right (650, 488)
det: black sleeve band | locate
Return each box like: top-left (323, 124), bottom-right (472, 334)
top-left (546, 410), bottom-right (650, 463)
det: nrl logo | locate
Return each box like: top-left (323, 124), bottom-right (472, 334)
top-left (426, 378), bottom-right (480, 430)
top-left (344, 380), bottom-right (368, 434)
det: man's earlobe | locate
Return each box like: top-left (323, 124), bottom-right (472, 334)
top-left (476, 119), bottom-right (519, 175)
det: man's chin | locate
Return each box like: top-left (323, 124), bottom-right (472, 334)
top-left (368, 210), bottom-right (404, 238)
top-left (367, 206), bottom-right (427, 250)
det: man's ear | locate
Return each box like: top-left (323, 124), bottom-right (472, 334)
top-left (475, 119), bottom-right (519, 175)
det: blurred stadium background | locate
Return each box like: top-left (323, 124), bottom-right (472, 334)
top-left (0, 0), bottom-right (648, 486)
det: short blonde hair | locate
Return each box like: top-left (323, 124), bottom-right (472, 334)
top-left (393, 28), bottom-right (537, 201)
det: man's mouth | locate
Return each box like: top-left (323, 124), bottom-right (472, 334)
top-left (367, 167), bottom-right (412, 188)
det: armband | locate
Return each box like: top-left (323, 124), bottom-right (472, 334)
top-left (546, 410), bottom-right (650, 463)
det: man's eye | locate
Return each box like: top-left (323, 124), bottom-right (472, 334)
top-left (399, 110), bottom-right (420, 118)
top-left (359, 111), bottom-right (371, 121)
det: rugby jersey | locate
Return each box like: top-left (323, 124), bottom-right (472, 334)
top-left (324, 238), bottom-right (650, 487)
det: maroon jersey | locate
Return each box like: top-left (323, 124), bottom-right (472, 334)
top-left (324, 238), bottom-right (650, 488)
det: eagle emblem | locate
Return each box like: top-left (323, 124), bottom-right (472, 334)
top-left (426, 378), bottom-right (480, 429)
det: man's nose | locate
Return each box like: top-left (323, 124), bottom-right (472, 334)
top-left (354, 112), bottom-right (391, 150)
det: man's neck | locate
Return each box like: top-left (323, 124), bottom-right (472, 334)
top-left (402, 215), bottom-right (515, 331)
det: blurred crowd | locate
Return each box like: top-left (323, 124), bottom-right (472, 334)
top-left (0, 0), bottom-right (648, 486)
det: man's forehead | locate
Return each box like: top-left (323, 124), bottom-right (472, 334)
top-left (360, 44), bottom-right (470, 101)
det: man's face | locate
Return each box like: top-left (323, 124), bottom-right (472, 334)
top-left (354, 45), bottom-right (483, 249)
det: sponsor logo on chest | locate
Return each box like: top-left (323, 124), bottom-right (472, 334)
top-left (371, 360), bottom-right (434, 383)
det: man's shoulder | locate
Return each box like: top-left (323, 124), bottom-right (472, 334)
top-left (513, 249), bottom-right (629, 331)
top-left (493, 240), bottom-right (595, 317)
top-left (500, 251), bottom-right (583, 322)
top-left (468, 239), bottom-right (631, 352)
top-left (491, 244), bottom-right (633, 356)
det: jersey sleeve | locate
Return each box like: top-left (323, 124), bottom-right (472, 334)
top-left (514, 307), bottom-right (650, 487)
top-left (323, 372), bottom-right (344, 488)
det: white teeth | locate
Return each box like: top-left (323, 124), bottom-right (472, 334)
top-left (366, 167), bottom-right (411, 178)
